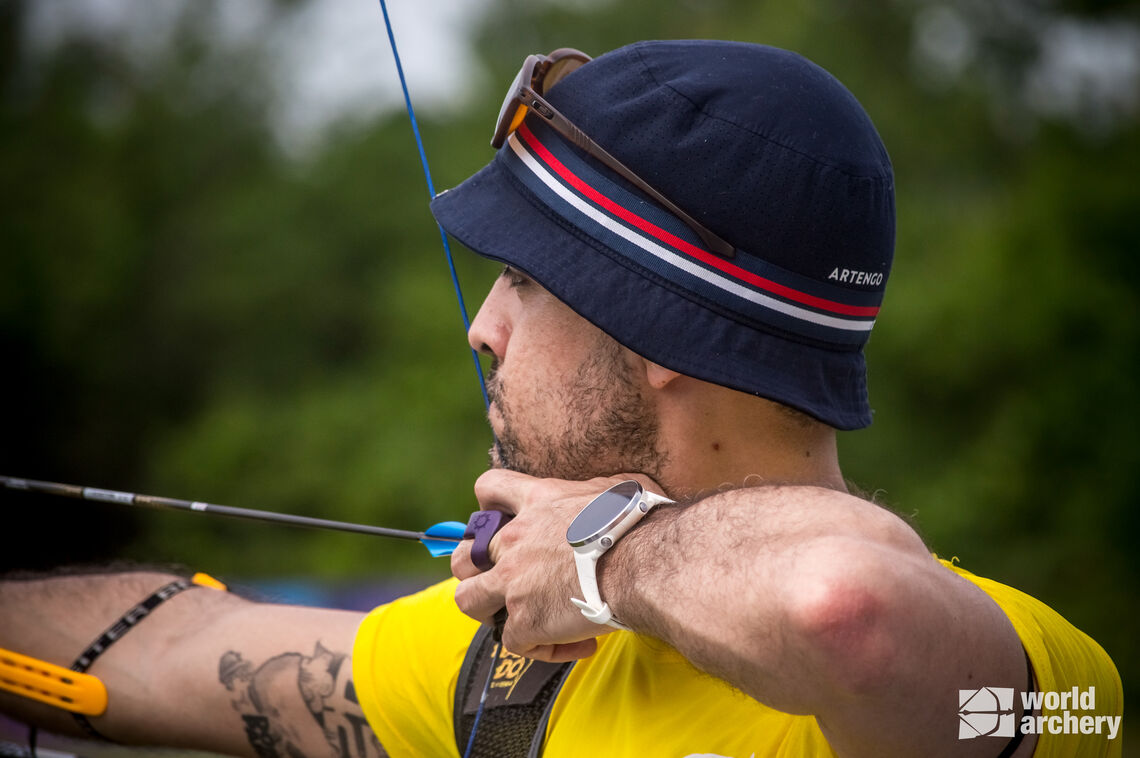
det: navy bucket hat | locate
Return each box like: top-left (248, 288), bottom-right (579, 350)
top-left (431, 40), bottom-right (894, 430)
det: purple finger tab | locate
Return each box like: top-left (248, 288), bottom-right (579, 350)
top-left (464, 510), bottom-right (511, 571)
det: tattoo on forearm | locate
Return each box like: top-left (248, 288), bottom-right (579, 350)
top-left (219, 644), bottom-right (386, 758)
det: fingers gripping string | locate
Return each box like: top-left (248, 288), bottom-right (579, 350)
top-left (376, 0), bottom-right (490, 412)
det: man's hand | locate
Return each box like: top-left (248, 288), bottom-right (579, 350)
top-left (450, 470), bottom-right (664, 662)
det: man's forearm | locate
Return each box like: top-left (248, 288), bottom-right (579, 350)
top-left (1, 570), bottom-right (205, 739)
top-left (0, 569), bottom-right (376, 758)
top-left (596, 485), bottom-right (1028, 757)
top-left (0, 570), bottom-right (255, 742)
top-left (596, 487), bottom-right (912, 705)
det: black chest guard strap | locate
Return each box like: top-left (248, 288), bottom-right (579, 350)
top-left (453, 625), bottom-right (574, 758)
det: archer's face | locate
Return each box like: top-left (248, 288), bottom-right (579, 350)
top-left (466, 267), bottom-right (662, 480)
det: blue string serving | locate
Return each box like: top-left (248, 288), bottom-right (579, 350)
top-left (377, 0), bottom-right (490, 412)
top-left (375, 4), bottom-right (495, 757)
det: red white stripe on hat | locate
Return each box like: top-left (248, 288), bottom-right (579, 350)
top-left (506, 123), bottom-right (878, 340)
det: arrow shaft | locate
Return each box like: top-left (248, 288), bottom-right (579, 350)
top-left (1, 476), bottom-right (455, 544)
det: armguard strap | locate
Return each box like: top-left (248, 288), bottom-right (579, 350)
top-left (68, 573), bottom-right (225, 740)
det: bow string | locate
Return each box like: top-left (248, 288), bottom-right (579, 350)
top-left (377, 0), bottom-right (490, 411)
top-left (375, 6), bottom-right (506, 755)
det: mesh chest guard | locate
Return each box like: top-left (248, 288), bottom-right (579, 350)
top-left (453, 625), bottom-right (574, 758)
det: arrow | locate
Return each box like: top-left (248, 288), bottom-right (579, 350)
top-left (0, 475), bottom-right (469, 557)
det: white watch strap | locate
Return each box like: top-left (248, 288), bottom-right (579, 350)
top-left (570, 489), bottom-right (671, 630)
top-left (571, 549), bottom-right (628, 630)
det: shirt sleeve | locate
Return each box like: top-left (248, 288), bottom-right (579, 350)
top-left (940, 559), bottom-right (1123, 757)
top-left (351, 578), bottom-right (480, 758)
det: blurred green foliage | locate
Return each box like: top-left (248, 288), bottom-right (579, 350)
top-left (1, 0), bottom-right (1137, 734)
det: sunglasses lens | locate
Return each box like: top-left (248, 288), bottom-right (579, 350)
top-left (507, 104), bottom-right (529, 136)
top-left (493, 59), bottom-right (537, 147)
top-left (542, 57), bottom-right (586, 92)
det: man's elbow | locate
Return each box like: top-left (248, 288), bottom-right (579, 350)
top-left (786, 552), bottom-right (901, 699)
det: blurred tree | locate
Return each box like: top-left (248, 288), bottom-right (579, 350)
top-left (0, 0), bottom-right (497, 577)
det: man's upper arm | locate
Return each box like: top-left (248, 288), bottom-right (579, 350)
top-left (182, 598), bottom-right (384, 758)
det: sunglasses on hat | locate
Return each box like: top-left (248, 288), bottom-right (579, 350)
top-left (492, 48), bottom-right (736, 259)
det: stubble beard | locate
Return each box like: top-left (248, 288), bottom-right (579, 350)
top-left (486, 340), bottom-right (664, 482)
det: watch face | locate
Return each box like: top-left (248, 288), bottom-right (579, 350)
top-left (566, 480), bottom-right (642, 546)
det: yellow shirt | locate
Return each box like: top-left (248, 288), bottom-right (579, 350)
top-left (352, 560), bottom-right (1121, 757)
top-left (941, 560), bottom-right (1122, 757)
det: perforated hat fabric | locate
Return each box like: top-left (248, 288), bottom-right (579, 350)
top-left (431, 40), bottom-right (895, 429)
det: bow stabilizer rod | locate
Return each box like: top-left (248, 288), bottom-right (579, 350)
top-left (0, 475), bottom-right (466, 553)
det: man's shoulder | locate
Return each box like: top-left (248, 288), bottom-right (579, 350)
top-left (351, 577), bottom-right (479, 756)
top-left (352, 576), bottom-right (475, 693)
top-left (936, 557), bottom-right (1121, 713)
top-left (356, 576), bottom-right (470, 639)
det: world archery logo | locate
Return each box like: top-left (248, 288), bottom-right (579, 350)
top-left (958, 687), bottom-right (1016, 739)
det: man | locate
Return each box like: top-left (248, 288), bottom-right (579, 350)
top-left (0, 40), bottom-right (1121, 758)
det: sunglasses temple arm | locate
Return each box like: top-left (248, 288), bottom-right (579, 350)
top-left (529, 98), bottom-right (736, 259)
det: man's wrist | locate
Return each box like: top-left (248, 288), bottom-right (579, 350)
top-left (594, 501), bottom-right (678, 632)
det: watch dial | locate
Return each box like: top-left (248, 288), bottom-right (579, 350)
top-left (566, 480), bottom-right (641, 545)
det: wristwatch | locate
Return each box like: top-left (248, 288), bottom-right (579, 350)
top-left (566, 480), bottom-right (673, 630)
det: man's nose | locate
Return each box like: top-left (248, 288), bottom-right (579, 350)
top-left (467, 280), bottom-right (512, 360)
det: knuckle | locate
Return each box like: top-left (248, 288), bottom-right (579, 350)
top-left (501, 625), bottom-right (530, 657)
top-left (495, 523), bottom-right (519, 548)
top-left (449, 548), bottom-right (466, 576)
top-left (453, 584), bottom-right (472, 613)
top-left (472, 471), bottom-right (496, 501)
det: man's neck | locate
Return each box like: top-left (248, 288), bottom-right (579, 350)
top-left (653, 382), bottom-right (846, 499)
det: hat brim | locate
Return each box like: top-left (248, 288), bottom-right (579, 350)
top-left (430, 157), bottom-right (871, 430)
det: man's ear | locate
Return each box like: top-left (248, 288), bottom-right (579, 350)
top-left (644, 360), bottom-right (682, 390)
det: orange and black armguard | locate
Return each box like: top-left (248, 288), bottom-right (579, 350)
top-left (0, 572), bottom-right (225, 740)
top-left (0, 648), bottom-right (108, 715)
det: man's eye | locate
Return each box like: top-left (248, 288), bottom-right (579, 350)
top-left (503, 267), bottom-right (530, 289)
